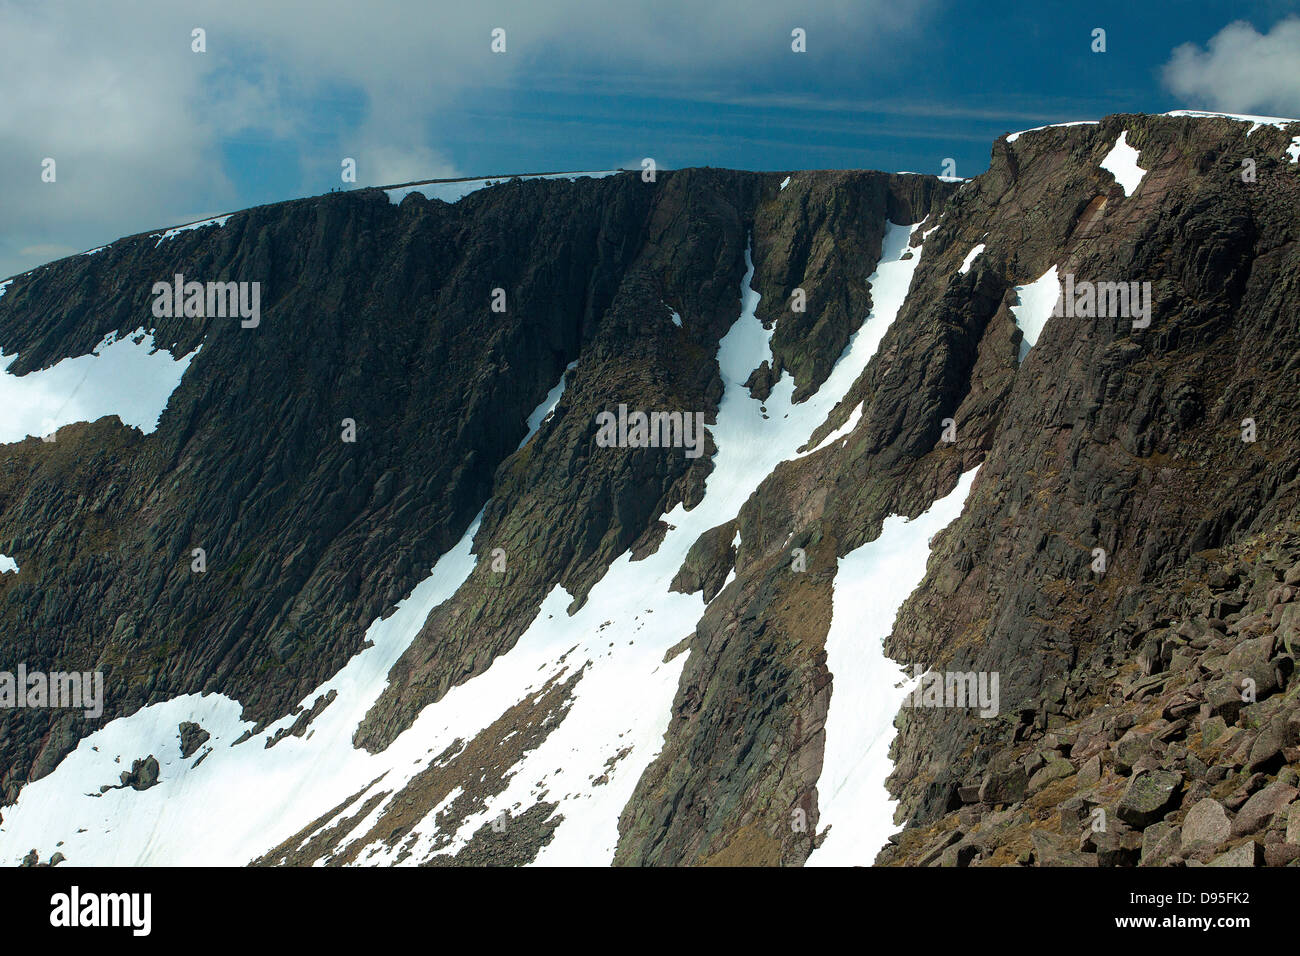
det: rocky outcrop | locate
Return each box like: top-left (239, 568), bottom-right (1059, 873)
top-left (617, 113), bottom-right (1300, 866)
top-left (878, 523), bottom-right (1300, 866)
top-left (351, 170), bottom-right (955, 754)
top-left (177, 722), bottom-right (209, 759)
top-left (3, 111), bottom-right (1299, 867)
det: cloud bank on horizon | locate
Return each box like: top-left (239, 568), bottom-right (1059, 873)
top-left (1, 3), bottom-right (1298, 282)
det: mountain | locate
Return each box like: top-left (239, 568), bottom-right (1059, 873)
top-left (0, 111), bottom-right (1298, 867)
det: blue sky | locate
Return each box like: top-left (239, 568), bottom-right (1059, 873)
top-left (2, 1), bottom-right (1299, 280)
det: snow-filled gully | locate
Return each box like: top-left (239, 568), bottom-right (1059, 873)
top-left (0, 219), bottom-right (981, 867)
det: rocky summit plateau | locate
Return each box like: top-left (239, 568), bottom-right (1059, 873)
top-left (1, 111), bottom-right (1300, 868)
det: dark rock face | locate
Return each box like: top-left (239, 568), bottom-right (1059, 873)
top-left (3, 111), bottom-right (1300, 867)
top-left (349, 169), bottom-right (953, 755)
top-left (882, 114), bottom-right (1300, 839)
top-left (0, 171), bottom-right (668, 798)
top-left (177, 722), bottom-right (210, 759)
top-left (620, 113), bottom-right (1300, 867)
top-left (118, 756), bottom-right (160, 792)
top-left (0, 164), bottom-right (954, 842)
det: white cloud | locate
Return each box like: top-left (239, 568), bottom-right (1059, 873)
top-left (1163, 17), bottom-right (1300, 117)
top-left (0, 0), bottom-right (933, 280)
top-left (18, 244), bottom-right (78, 259)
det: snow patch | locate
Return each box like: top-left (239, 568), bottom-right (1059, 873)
top-left (1165, 110), bottom-right (1299, 136)
top-left (806, 467), bottom-right (980, 866)
top-left (1099, 132), bottom-right (1147, 196)
top-left (1011, 266), bottom-right (1059, 363)
top-left (0, 329), bottom-right (199, 444)
top-left (154, 216), bottom-right (232, 248)
top-left (387, 171), bottom-right (618, 205)
top-left (959, 243), bottom-right (985, 274)
top-left (0, 222), bottom-right (934, 867)
top-left (1288, 137), bottom-right (1300, 164)
top-left (780, 176), bottom-right (791, 190)
top-left (0, 509), bottom-right (484, 866)
top-left (1006, 121), bottom-right (1098, 143)
top-left (802, 402), bottom-right (863, 456)
top-left (0, 554), bottom-right (18, 574)
top-left (518, 362), bottom-right (577, 449)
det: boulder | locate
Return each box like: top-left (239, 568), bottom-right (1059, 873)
top-left (1230, 781), bottom-right (1297, 837)
top-left (979, 764), bottom-right (1028, 805)
top-left (1028, 757), bottom-right (1074, 793)
top-left (1264, 843), bottom-right (1300, 866)
top-left (1117, 770), bottom-right (1182, 828)
top-left (177, 721), bottom-right (210, 759)
top-left (1031, 829), bottom-right (1097, 867)
top-left (1139, 822), bottom-right (1181, 866)
top-left (1208, 841), bottom-right (1260, 867)
top-left (1114, 731), bottom-right (1151, 774)
top-left (1077, 754), bottom-right (1102, 788)
top-left (119, 755), bottom-right (161, 792)
top-left (1180, 798), bottom-right (1231, 850)
top-left (1247, 716), bottom-right (1287, 771)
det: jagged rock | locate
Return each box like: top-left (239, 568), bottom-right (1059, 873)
top-left (1264, 843), bottom-right (1300, 866)
top-left (1247, 716), bottom-right (1288, 771)
top-left (1117, 770), bottom-right (1182, 828)
top-left (119, 756), bottom-right (160, 792)
top-left (1059, 794), bottom-right (1100, 833)
top-left (668, 520), bottom-right (737, 602)
top-left (178, 722), bottom-right (210, 759)
top-left (918, 828), bottom-right (964, 866)
top-left (1203, 679), bottom-right (1247, 724)
top-left (1201, 716), bottom-right (1228, 748)
top-left (1139, 822), bottom-right (1181, 867)
top-left (939, 840), bottom-right (981, 868)
top-left (1279, 604), bottom-right (1300, 653)
top-left (1077, 754), bottom-right (1102, 788)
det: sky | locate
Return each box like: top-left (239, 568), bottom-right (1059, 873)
top-left (2, 0), bottom-right (1299, 280)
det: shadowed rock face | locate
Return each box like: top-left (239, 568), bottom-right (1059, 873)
top-left (3, 112), bottom-right (1299, 868)
top-left (616, 113), bottom-right (1300, 866)
top-left (0, 165), bottom-right (949, 812)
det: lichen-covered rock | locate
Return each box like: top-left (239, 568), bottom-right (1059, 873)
top-left (1118, 771), bottom-right (1182, 828)
top-left (1208, 841), bottom-right (1260, 867)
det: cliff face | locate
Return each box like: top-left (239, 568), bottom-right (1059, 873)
top-left (1, 112), bottom-right (1298, 867)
